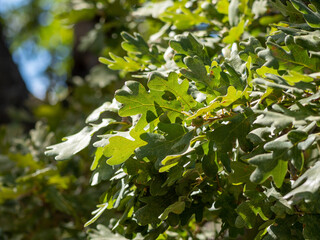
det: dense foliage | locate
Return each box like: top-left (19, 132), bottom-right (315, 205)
top-left (2, 0), bottom-right (320, 239)
top-left (47, 0), bottom-right (320, 239)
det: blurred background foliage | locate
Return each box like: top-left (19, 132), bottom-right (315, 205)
top-left (0, 0), bottom-right (153, 239)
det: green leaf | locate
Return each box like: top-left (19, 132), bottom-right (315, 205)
top-left (187, 86), bottom-right (242, 120)
top-left (249, 152), bottom-right (288, 188)
top-left (247, 127), bottom-right (273, 145)
top-left (116, 81), bottom-right (183, 128)
top-left (266, 188), bottom-right (294, 217)
top-left (90, 160), bottom-right (115, 186)
top-left (37, 1), bottom-right (320, 237)
top-left (113, 178), bottom-right (129, 208)
top-left (112, 198), bottom-right (135, 231)
top-left (310, 0), bottom-right (320, 11)
top-left (253, 110), bottom-right (294, 131)
top-left (223, 20), bottom-right (245, 44)
top-left (270, 0), bottom-right (301, 21)
top-left (254, 104), bottom-right (319, 131)
top-left (264, 219), bottom-right (293, 239)
top-left (103, 128), bottom-right (147, 165)
top-left (288, 147), bottom-right (304, 171)
top-left (236, 201), bottom-right (264, 229)
top-left (135, 196), bottom-right (170, 225)
top-left (274, 26), bottom-right (320, 52)
top-left (45, 119), bottom-right (115, 160)
top-left (144, 223), bottom-right (169, 240)
top-left (252, 77), bottom-right (304, 94)
top-left (285, 161), bottom-right (320, 203)
top-left (297, 134), bottom-right (316, 150)
top-left (136, 124), bottom-right (193, 169)
top-left (207, 112), bottom-right (252, 154)
top-left (86, 101), bottom-right (120, 123)
top-left (207, 112), bottom-right (252, 171)
top-left (223, 47), bottom-right (247, 90)
top-left (121, 32), bottom-right (150, 54)
top-left (287, 130), bottom-right (308, 144)
top-left (270, 201), bottom-right (293, 218)
top-left (180, 56), bottom-right (212, 90)
top-left (99, 54), bottom-right (142, 72)
top-left (239, 37), bottom-right (262, 63)
top-left (202, 153), bottom-right (218, 178)
top-left (148, 72), bottom-right (197, 111)
top-left (150, 176), bottom-right (168, 196)
top-left (259, 14), bottom-right (284, 25)
top-left (256, 66), bottom-right (279, 78)
top-left (160, 145), bottom-right (194, 172)
top-left (267, 36), bottom-right (320, 71)
top-left (282, 70), bottom-right (313, 85)
top-left (228, 161), bottom-right (255, 184)
top-left (159, 201), bottom-right (185, 220)
top-left (162, 165), bottom-right (184, 187)
top-left (264, 140), bottom-right (293, 151)
top-left (121, 32), bottom-right (164, 65)
top-left (170, 33), bottom-right (209, 63)
top-left (291, 0), bottom-right (320, 28)
top-left (257, 48), bottom-right (279, 69)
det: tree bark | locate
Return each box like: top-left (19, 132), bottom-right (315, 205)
top-left (71, 21), bottom-right (99, 78)
top-left (0, 22), bottom-right (29, 124)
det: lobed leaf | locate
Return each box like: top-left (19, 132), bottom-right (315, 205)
top-left (45, 119), bottom-right (115, 160)
top-left (103, 128), bottom-right (147, 165)
top-left (285, 161), bottom-right (320, 203)
top-left (99, 54), bottom-right (142, 72)
top-left (115, 81), bottom-right (183, 129)
top-left (148, 72), bottom-right (197, 111)
top-left (249, 152), bottom-right (288, 188)
top-left (170, 33), bottom-right (210, 64)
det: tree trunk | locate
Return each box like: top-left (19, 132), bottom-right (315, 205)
top-left (71, 21), bottom-right (99, 79)
top-left (0, 22), bottom-right (29, 124)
